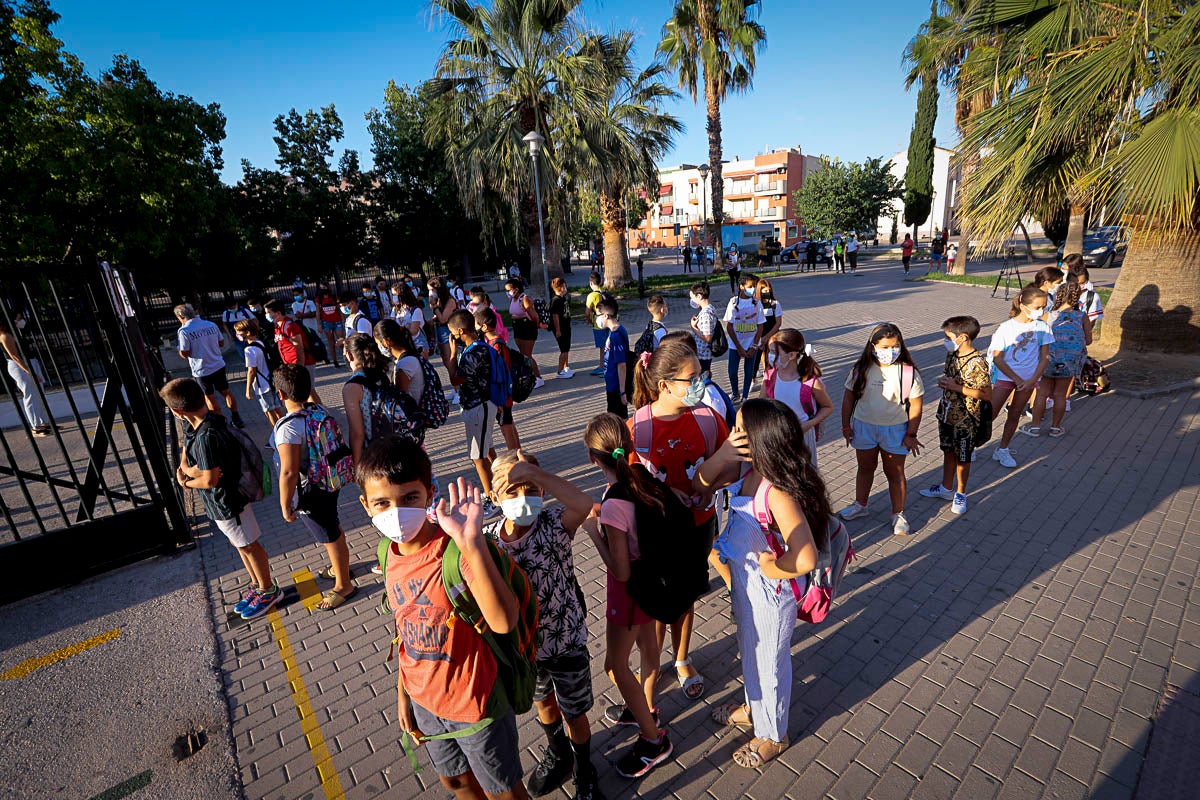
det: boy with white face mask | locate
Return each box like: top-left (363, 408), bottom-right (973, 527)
top-left (484, 451), bottom-right (606, 800)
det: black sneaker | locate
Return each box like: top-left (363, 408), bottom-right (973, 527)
top-left (604, 704), bottom-right (659, 727)
top-left (527, 744), bottom-right (574, 797)
top-left (574, 765), bottom-right (606, 800)
top-left (615, 729), bottom-right (672, 778)
top-left (231, 414), bottom-right (246, 429)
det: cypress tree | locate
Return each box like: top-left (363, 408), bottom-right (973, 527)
top-left (903, 71), bottom-right (938, 231)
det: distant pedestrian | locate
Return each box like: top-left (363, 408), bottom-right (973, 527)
top-left (359, 283), bottom-right (383, 324)
top-left (315, 283), bottom-right (343, 368)
top-left (901, 234), bottom-right (914, 274)
top-left (946, 242), bottom-right (959, 272)
top-left (637, 255), bottom-right (645, 297)
top-left (928, 234), bottom-right (946, 273)
top-left (549, 276), bottom-right (574, 378)
top-left (682, 244), bottom-right (693, 273)
top-left (175, 303), bottom-right (244, 428)
top-left (805, 239), bottom-right (818, 272)
top-left (162, 377), bottom-right (279, 620)
top-left (0, 319), bottom-right (52, 436)
top-left (846, 236), bottom-right (860, 274)
top-left (727, 246), bottom-right (741, 293)
top-left (833, 238), bottom-right (846, 273)
top-left (723, 274), bottom-right (766, 402)
top-left (585, 272), bottom-right (608, 377)
top-left (506, 277), bottom-right (545, 388)
top-left (220, 298), bottom-right (253, 354)
top-left (291, 289), bottom-right (320, 346)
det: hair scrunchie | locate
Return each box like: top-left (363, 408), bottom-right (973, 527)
top-left (611, 447), bottom-right (625, 459)
top-left (639, 351), bottom-right (653, 368)
top-left (804, 343), bottom-right (814, 356)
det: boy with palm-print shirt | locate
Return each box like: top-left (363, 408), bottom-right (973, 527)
top-left (484, 451), bottom-right (606, 800)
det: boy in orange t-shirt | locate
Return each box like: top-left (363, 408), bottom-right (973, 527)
top-left (357, 437), bottom-right (528, 799)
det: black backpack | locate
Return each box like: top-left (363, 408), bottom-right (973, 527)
top-left (300, 324), bottom-right (328, 363)
top-left (508, 345), bottom-right (537, 403)
top-left (531, 296), bottom-right (550, 330)
top-left (604, 466), bottom-right (709, 624)
top-left (347, 373), bottom-right (426, 446)
top-left (247, 340), bottom-right (282, 377)
top-left (633, 320), bottom-right (666, 356)
top-left (709, 317), bottom-right (729, 358)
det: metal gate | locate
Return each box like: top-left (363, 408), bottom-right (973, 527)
top-left (0, 262), bottom-right (190, 605)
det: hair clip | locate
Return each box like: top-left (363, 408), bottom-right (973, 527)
top-left (804, 343), bottom-right (814, 356)
top-left (639, 351), bottom-right (653, 368)
top-left (611, 447), bottom-right (625, 459)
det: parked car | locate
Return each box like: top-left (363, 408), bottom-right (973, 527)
top-left (1056, 226), bottom-right (1128, 268)
top-left (780, 240), bottom-right (828, 264)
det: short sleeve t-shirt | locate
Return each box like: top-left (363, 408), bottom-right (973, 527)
top-left (901, 240), bottom-right (914, 257)
top-left (762, 301), bottom-right (782, 327)
top-left (394, 355), bottom-right (423, 403)
top-left (598, 497), bottom-right (640, 561)
top-left (938, 351), bottom-right (991, 430)
top-left (344, 312), bottom-right (373, 339)
top-left (586, 291), bottom-right (604, 330)
top-left (244, 343), bottom-right (272, 395)
top-left (627, 408), bottom-right (729, 524)
top-left (396, 306), bottom-right (424, 330)
top-left (317, 294), bottom-right (342, 323)
top-left (603, 326), bottom-right (629, 393)
top-left (385, 531), bottom-right (497, 724)
top-left (184, 413), bottom-right (245, 521)
top-left (1079, 283), bottom-right (1105, 321)
top-left (693, 305), bottom-right (719, 360)
top-left (274, 319), bottom-right (314, 366)
top-left (988, 318), bottom-right (1054, 382)
top-left (845, 363), bottom-right (926, 427)
top-left (291, 298), bottom-right (317, 323)
top-left (548, 294), bottom-right (571, 335)
top-left (486, 506), bottom-right (587, 660)
top-left (177, 318), bottom-right (225, 378)
top-left (722, 297), bottom-right (767, 351)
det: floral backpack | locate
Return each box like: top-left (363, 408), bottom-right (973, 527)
top-left (273, 404), bottom-right (354, 493)
top-left (752, 478), bottom-right (855, 624)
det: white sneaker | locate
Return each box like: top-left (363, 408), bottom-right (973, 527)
top-left (839, 502), bottom-right (869, 521)
top-left (951, 493), bottom-right (968, 515)
top-left (992, 447), bottom-right (1017, 468)
top-left (919, 483), bottom-right (955, 501)
top-left (558, 368), bottom-right (575, 379)
top-left (892, 512), bottom-right (910, 536)
top-left (533, 377), bottom-right (545, 390)
top-left (450, 390), bottom-right (460, 406)
top-left (1065, 399), bottom-right (1072, 412)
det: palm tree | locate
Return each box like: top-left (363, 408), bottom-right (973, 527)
top-left (954, 0), bottom-right (1200, 354)
top-left (658, 0), bottom-right (765, 273)
top-left (569, 33), bottom-right (683, 287)
top-left (425, 0), bottom-right (603, 292)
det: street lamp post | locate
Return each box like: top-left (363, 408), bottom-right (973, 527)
top-left (523, 130), bottom-right (551, 301)
top-left (698, 163), bottom-right (710, 266)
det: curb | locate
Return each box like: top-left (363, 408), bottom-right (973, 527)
top-left (1115, 376), bottom-right (1200, 399)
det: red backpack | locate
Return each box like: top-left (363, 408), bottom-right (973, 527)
top-left (751, 478), bottom-right (855, 624)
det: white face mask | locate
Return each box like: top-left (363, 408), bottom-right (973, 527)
top-left (370, 506), bottom-right (428, 544)
top-left (875, 347), bottom-right (901, 366)
top-left (766, 351), bottom-right (777, 367)
top-left (1025, 307), bottom-right (1044, 319)
top-left (378, 344), bottom-right (390, 356)
top-left (16, 318), bottom-right (27, 331)
top-left (501, 495), bottom-right (544, 526)
top-left (943, 338), bottom-right (958, 353)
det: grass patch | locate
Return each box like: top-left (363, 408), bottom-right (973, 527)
top-left (917, 272), bottom-right (1113, 303)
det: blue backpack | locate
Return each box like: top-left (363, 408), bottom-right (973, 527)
top-left (473, 341), bottom-right (512, 408)
top-left (704, 376), bottom-right (736, 428)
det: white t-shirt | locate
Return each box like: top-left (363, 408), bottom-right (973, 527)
top-left (722, 297), bottom-right (767, 351)
top-left (291, 298), bottom-right (317, 324)
top-left (762, 301), bottom-right (783, 327)
top-left (244, 343), bottom-right (273, 395)
top-left (702, 384), bottom-right (728, 422)
top-left (1080, 282), bottom-right (1105, 321)
top-left (344, 311), bottom-right (373, 338)
top-left (177, 318), bottom-right (225, 378)
top-left (729, 249), bottom-right (740, 267)
top-left (846, 239), bottom-right (860, 253)
top-left (772, 375), bottom-right (808, 421)
top-left (395, 305), bottom-right (424, 330)
top-left (988, 318), bottom-right (1055, 381)
top-left (394, 355), bottom-right (423, 403)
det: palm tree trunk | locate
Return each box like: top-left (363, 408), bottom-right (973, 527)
top-left (600, 191), bottom-right (632, 288)
top-left (1097, 227), bottom-right (1200, 354)
top-left (1064, 203), bottom-right (1087, 258)
top-left (699, 0), bottom-right (725, 273)
top-left (952, 219), bottom-right (970, 275)
top-left (1018, 220), bottom-right (1034, 260)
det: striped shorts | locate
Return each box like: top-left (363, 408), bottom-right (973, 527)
top-left (533, 647), bottom-right (594, 720)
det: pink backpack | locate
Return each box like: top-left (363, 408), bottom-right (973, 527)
top-left (631, 404), bottom-right (721, 470)
top-left (751, 477), bottom-right (855, 624)
top-left (762, 369), bottom-right (823, 441)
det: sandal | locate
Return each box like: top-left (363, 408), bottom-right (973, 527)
top-left (675, 659), bottom-right (706, 700)
top-left (317, 584), bottom-right (358, 610)
top-left (710, 703), bottom-right (752, 727)
top-left (732, 736), bottom-right (789, 769)
top-left (1048, 426), bottom-right (1065, 438)
top-left (315, 567), bottom-right (337, 581)
top-left (1017, 424), bottom-right (1041, 437)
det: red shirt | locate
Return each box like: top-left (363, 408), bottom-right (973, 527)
top-left (386, 531), bottom-right (497, 723)
top-left (901, 240), bottom-right (914, 257)
top-left (317, 293), bottom-right (342, 323)
top-left (274, 318), bottom-right (314, 366)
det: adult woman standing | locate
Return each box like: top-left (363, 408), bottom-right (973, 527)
top-left (1, 318), bottom-right (52, 436)
top-left (506, 277), bottom-right (545, 389)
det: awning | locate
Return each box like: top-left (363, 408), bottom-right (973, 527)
top-left (659, 204), bottom-right (674, 215)
top-left (658, 184), bottom-right (672, 196)
top-left (756, 165), bottom-right (783, 173)
top-left (688, 178), bottom-right (698, 184)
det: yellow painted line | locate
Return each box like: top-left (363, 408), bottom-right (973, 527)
top-left (267, 607), bottom-right (345, 799)
top-left (291, 568), bottom-right (322, 613)
top-left (1, 627), bottom-right (121, 680)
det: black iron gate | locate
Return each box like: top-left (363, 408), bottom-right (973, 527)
top-left (0, 262), bottom-right (190, 604)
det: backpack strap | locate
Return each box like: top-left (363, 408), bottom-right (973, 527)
top-left (751, 477), bottom-right (774, 531)
top-left (690, 406), bottom-right (719, 457)
top-left (632, 404), bottom-right (654, 458)
top-left (763, 367), bottom-right (777, 399)
top-left (800, 378), bottom-right (817, 418)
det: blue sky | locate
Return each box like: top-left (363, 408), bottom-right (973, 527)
top-left (51, 0), bottom-right (958, 183)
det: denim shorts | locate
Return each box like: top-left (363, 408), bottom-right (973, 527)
top-left (435, 324), bottom-right (451, 347)
top-left (320, 319), bottom-right (340, 333)
top-left (851, 418), bottom-right (909, 455)
top-left (256, 391), bottom-right (282, 413)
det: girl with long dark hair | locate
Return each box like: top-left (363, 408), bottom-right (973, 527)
top-left (427, 277), bottom-right (458, 389)
top-left (505, 277), bottom-right (545, 387)
top-left (761, 328), bottom-right (832, 467)
top-left (389, 281), bottom-right (428, 356)
top-left (373, 319), bottom-right (423, 404)
top-left (988, 286), bottom-right (1052, 467)
top-left (340, 333), bottom-right (389, 464)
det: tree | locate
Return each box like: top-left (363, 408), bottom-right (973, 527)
top-left (890, 215), bottom-right (899, 245)
top-left (658, 0), bottom-right (765, 273)
top-left (793, 158), bottom-right (903, 239)
top-left (902, 68), bottom-right (938, 238)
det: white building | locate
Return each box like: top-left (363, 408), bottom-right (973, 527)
top-left (877, 146), bottom-right (960, 242)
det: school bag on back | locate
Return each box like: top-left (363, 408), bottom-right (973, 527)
top-left (348, 372), bottom-right (426, 446)
top-left (531, 296), bottom-right (550, 330)
top-left (752, 479), bottom-right (855, 624)
top-left (604, 465), bottom-right (708, 624)
top-left (415, 355), bottom-right (449, 428)
top-left (709, 317), bottom-right (729, 358)
top-left (703, 375), bottom-right (736, 428)
top-left (476, 341), bottom-right (512, 408)
top-left (248, 339), bottom-right (282, 375)
top-left (507, 346), bottom-right (536, 403)
top-left (275, 404), bottom-right (354, 492)
top-left (227, 424), bottom-right (272, 503)
top-left (300, 323), bottom-right (328, 362)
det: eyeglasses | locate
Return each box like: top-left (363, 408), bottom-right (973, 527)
top-left (665, 371), bottom-right (709, 388)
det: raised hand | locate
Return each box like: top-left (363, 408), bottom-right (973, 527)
top-left (436, 477), bottom-right (485, 554)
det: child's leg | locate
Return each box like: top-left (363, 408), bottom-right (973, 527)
top-left (1051, 378), bottom-right (1070, 428)
top-left (727, 348), bottom-right (741, 398)
top-left (471, 459), bottom-right (493, 496)
top-left (500, 423), bottom-right (520, 451)
top-left (741, 352), bottom-right (757, 399)
top-left (1000, 387), bottom-right (1035, 447)
top-left (438, 772), bottom-right (488, 800)
top-left (237, 540), bottom-right (273, 590)
top-left (1030, 379), bottom-right (1050, 430)
top-left (323, 532), bottom-right (353, 593)
top-left (955, 453), bottom-right (972, 494)
top-left (880, 452), bottom-right (908, 514)
top-left (606, 621), bottom-right (659, 741)
top-left (668, 607), bottom-right (699, 693)
top-left (940, 452), bottom-right (956, 492)
top-left (854, 447), bottom-right (880, 505)
top-left (736, 571), bottom-right (792, 742)
top-left (991, 383), bottom-right (1014, 423)
top-left (635, 622), bottom-right (663, 716)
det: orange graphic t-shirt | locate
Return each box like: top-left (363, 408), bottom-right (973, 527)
top-left (386, 530), bottom-right (497, 723)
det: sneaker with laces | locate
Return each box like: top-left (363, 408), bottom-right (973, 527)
top-left (992, 447), bottom-right (1017, 468)
top-left (533, 377), bottom-right (546, 390)
top-left (951, 493), bottom-right (968, 515)
top-left (615, 729), bottom-right (672, 778)
top-left (838, 501), bottom-right (869, 521)
top-left (234, 587), bottom-right (260, 615)
top-left (527, 744), bottom-right (574, 797)
top-left (604, 704), bottom-right (660, 727)
top-left (918, 484), bottom-right (954, 501)
top-left (240, 584), bottom-right (282, 619)
top-left (892, 512), bottom-right (910, 536)
top-left (589, 366), bottom-right (605, 376)
top-left (558, 368), bottom-right (575, 379)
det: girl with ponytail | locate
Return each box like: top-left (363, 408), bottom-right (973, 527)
top-left (988, 286), bottom-right (1052, 468)
top-left (761, 328), bottom-right (833, 467)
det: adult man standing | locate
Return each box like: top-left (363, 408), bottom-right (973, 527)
top-left (264, 299), bottom-right (322, 404)
top-left (291, 288), bottom-right (322, 361)
top-left (847, 235), bottom-right (861, 274)
top-left (929, 231), bottom-right (946, 273)
top-left (805, 238), bottom-right (818, 272)
top-left (901, 233), bottom-right (914, 274)
top-left (682, 244), bottom-right (693, 273)
top-left (175, 303), bottom-right (244, 428)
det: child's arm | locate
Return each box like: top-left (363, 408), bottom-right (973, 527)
top-left (604, 524), bottom-right (632, 582)
top-left (245, 364), bottom-right (258, 401)
top-left (504, 460), bottom-right (595, 534)
top-left (805, 379), bottom-right (834, 430)
top-left (440, 478), bottom-right (518, 633)
top-left (903, 395), bottom-right (924, 456)
top-left (342, 382), bottom-right (367, 464)
top-left (1082, 315), bottom-right (1094, 346)
top-left (694, 426), bottom-right (750, 493)
top-left (396, 672), bottom-right (423, 743)
top-left (1031, 344), bottom-right (1051, 385)
top-left (841, 388), bottom-right (856, 445)
top-left (579, 516), bottom-right (615, 571)
top-left (991, 349), bottom-right (1023, 386)
top-left (277, 442), bottom-right (301, 522)
top-left (758, 487), bottom-right (818, 580)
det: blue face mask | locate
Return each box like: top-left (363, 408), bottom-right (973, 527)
top-left (743, 288), bottom-right (755, 298)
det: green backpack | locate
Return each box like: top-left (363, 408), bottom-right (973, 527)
top-left (380, 537), bottom-right (539, 770)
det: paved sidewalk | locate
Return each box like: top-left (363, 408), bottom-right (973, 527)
top-left (5, 253), bottom-right (1191, 800)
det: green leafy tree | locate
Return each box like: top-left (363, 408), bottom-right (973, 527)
top-left (658, 0), bottom-right (766, 272)
top-left (902, 69), bottom-right (937, 236)
top-left (794, 158), bottom-right (903, 239)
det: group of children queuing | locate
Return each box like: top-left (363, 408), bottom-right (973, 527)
top-left (163, 254), bottom-right (1107, 799)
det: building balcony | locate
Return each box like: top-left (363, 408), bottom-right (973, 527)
top-left (754, 180), bottom-right (785, 195)
top-left (755, 207), bottom-right (784, 220)
top-left (725, 189), bottom-right (754, 201)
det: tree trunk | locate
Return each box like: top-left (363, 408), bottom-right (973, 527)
top-left (1018, 220), bottom-right (1034, 261)
top-left (952, 219), bottom-right (970, 275)
top-left (1064, 203), bottom-right (1087, 259)
top-left (1098, 226), bottom-right (1200, 354)
top-left (700, 0), bottom-right (725, 273)
top-left (600, 190), bottom-right (632, 288)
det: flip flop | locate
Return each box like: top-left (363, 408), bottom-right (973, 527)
top-left (317, 585), bottom-right (358, 611)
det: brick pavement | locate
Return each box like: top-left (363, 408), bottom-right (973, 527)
top-left (194, 257), bottom-right (1200, 799)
